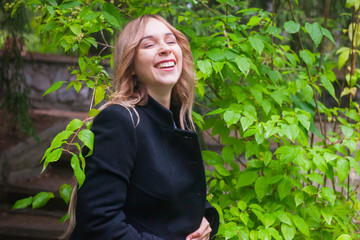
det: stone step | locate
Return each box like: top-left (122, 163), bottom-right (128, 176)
top-left (0, 209), bottom-right (69, 240)
top-left (4, 166), bottom-right (74, 213)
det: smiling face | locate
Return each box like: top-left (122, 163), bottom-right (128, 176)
top-left (133, 18), bottom-right (183, 100)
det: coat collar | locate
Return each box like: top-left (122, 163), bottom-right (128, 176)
top-left (139, 95), bottom-right (177, 129)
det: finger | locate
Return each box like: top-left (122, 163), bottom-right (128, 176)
top-left (186, 217), bottom-right (211, 240)
top-left (191, 226), bottom-right (212, 240)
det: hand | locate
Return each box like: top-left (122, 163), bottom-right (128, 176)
top-left (185, 217), bottom-right (212, 240)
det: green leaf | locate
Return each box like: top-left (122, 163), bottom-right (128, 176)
top-left (250, 87), bottom-right (263, 104)
top-left (197, 60), bottom-right (212, 76)
top-left (237, 200), bottom-right (247, 211)
top-left (59, 184), bottom-right (73, 205)
top-left (70, 24), bottom-right (82, 36)
top-left (237, 170), bottom-right (258, 187)
top-left (249, 35), bottom-right (264, 54)
top-left (79, 41), bottom-right (91, 57)
top-left (84, 11), bottom-right (99, 21)
top-left (275, 145), bottom-right (299, 165)
top-left (270, 90), bottom-right (288, 106)
top-left (240, 212), bottom-right (249, 225)
top-left (85, 37), bottom-right (98, 48)
top-left (267, 26), bottom-right (282, 35)
top-left (78, 57), bottom-right (86, 73)
top-left (261, 100), bottom-right (271, 115)
top-left (320, 76), bottom-right (337, 102)
top-left (13, 197), bottom-right (33, 209)
top-left (207, 48), bottom-right (225, 61)
top-left (223, 110), bottom-right (241, 126)
top-left (299, 50), bottom-right (314, 66)
top-left (240, 116), bottom-right (254, 131)
top-left (321, 27), bottom-right (336, 45)
top-left (102, 3), bottom-right (122, 29)
top-left (262, 151), bottom-right (272, 166)
top-left (89, 109), bottom-right (100, 117)
top-left (222, 146), bottom-right (234, 164)
top-left (47, 0), bottom-right (58, 6)
top-left (348, 156), bottom-right (360, 176)
top-left (202, 150), bottom-right (223, 165)
top-left (281, 223), bottom-right (295, 240)
top-left (59, 213), bottom-right (70, 223)
top-left (313, 154), bottom-right (327, 173)
top-left (71, 154), bottom-right (85, 188)
top-left (278, 177), bottom-right (292, 200)
top-left (49, 130), bottom-right (73, 149)
top-left (283, 124), bottom-right (299, 142)
top-left (275, 211), bottom-right (292, 225)
top-left (294, 191), bottom-right (304, 206)
top-left (292, 215), bottom-right (310, 237)
top-left (302, 185), bottom-right (317, 195)
top-left (341, 125), bottom-right (354, 138)
top-left (44, 148), bottom-right (63, 164)
top-left (66, 119), bottom-right (83, 132)
top-left (321, 207), bottom-right (333, 225)
top-left (43, 81), bottom-right (65, 96)
top-left (305, 22), bottom-right (323, 47)
top-left (59, 1), bottom-right (81, 9)
top-left (73, 81), bottom-right (82, 92)
top-left (262, 214), bottom-right (276, 228)
top-left (346, 0), bottom-right (359, 8)
top-left (344, 139), bottom-right (357, 153)
top-left (320, 187), bottom-right (335, 205)
top-left (297, 114), bottom-right (310, 130)
top-left (307, 172), bottom-right (324, 185)
top-left (337, 234), bottom-right (353, 240)
top-left (214, 164), bottom-right (230, 176)
top-left (32, 192), bottom-right (54, 209)
top-left (234, 56), bottom-right (251, 76)
top-left (284, 20), bottom-right (300, 33)
top-left (95, 86), bottom-right (106, 106)
top-left (336, 158), bottom-right (350, 183)
top-left (255, 176), bottom-right (268, 201)
top-left (78, 129), bottom-right (94, 151)
top-left (42, 21), bottom-right (58, 32)
top-left (338, 50), bottom-right (350, 69)
top-left (46, 5), bottom-right (55, 16)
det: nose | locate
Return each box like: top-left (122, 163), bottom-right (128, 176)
top-left (158, 42), bottom-right (171, 56)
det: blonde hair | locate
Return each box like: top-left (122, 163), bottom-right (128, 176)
top-left (108, 14), bottom-right (196, 130)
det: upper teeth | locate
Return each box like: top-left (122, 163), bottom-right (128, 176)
top-left (156, 61), bottom-right (175, 68)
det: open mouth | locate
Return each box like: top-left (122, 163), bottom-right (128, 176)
top-left (155, 60), bottom-right (176, 69)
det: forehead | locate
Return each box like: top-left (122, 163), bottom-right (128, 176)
top-left (143, 18), bottom-right (173, 36)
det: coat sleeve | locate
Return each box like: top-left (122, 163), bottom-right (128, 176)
top-left (73, 105), bottom-right (164, 240)
top-left (204, 200), bottom-right (220, 239)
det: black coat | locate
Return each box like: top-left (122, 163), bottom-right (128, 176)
top-left (70, 96), bottom-right (219, 240)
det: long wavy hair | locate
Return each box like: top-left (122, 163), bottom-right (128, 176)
top-left (108, 14), bottom-right (196, 130)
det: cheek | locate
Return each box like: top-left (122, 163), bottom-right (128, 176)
top-left (176, 48), bottom-right (183, 67)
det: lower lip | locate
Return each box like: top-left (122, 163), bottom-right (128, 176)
top-left (155, 66), bottom-right (176, 71)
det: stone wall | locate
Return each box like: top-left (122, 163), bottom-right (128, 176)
top-left (23, 52), bottom-right (96, 112)
top-left (0, 52), bottom-right (109, 186)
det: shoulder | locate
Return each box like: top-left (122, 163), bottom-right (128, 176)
top-left (93, 104), bottom-right (138, 130)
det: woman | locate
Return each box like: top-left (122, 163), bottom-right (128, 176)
top-left (70, 14), bottom-right (219, 240)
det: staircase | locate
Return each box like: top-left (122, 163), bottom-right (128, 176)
top-left (0, 159), bottom-right (73, 240)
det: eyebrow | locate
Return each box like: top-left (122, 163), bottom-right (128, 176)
top-left (139, 32), bottom-right (175, 42)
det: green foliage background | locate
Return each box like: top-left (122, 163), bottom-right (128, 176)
top-left (5, 0), bottom-right (360, 239)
